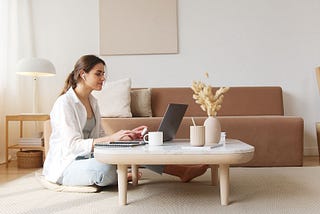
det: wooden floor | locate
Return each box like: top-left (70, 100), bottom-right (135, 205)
top-left (0, 161), bottom-right (43, 184)
top-left (0, 156), bottom-right (319, 185)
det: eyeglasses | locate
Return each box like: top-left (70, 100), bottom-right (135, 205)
top-left (94, 71), bottom-right (107, 79)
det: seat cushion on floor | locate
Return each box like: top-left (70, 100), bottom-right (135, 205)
top-left (35, 171), bottom-right (100, 193)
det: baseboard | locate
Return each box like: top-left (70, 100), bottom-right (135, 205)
top-left (304, 146), bottom-right (319, 156)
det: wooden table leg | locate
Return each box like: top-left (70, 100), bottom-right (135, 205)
top-left (117, 164), bottom-right (128, 205)
top-left (131, 164), bottom-right (139, 186)
top-left (219, 164), bottom-right (230, 206)
top-left (210, 165), bottom-right (218, 186)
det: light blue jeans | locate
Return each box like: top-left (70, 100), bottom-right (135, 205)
top-left (59, 157), bottom-right (164, 187)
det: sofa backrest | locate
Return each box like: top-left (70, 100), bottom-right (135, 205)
top-left (150, 87), bottom-right (284, 117)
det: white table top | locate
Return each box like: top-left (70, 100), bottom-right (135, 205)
top-left (94, 139), bottom-right (254, 155)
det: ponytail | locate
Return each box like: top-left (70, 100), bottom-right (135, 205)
top-left (60, 70), bottom-right (77, 95)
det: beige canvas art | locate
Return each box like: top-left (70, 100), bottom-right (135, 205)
top-left (99, 0), bottom-right (178, 55)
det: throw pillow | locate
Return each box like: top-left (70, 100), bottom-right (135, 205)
top-left (130, 88), bottom-right (152, 117)
top-left (93, 78), bottom-right (132, 117)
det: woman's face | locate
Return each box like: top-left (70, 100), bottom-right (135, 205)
top-left (83, 63), bottom-right (106, 91)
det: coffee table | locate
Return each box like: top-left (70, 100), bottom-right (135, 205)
top-left (94, 139), bottom-right (254, 206)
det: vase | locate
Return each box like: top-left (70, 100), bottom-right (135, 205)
top-left (204, 116), bottom-right (221, 145)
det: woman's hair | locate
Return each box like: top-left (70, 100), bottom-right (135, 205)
top-left (60, 55), bottom-right (106, 95)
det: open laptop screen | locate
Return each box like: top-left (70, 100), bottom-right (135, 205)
top-left (158, 103), bottom-right (188, 142)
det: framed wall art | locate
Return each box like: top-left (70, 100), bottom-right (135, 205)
top-left (99, 0), bottom-right (178, 55)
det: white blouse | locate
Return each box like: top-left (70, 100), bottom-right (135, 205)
top-left (42, 88), bottom-right (105, 183)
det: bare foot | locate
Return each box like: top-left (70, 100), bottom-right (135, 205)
top-left (127, 171), bottom-right (142, 182)
top-left (180, 165), bottom-right (208, 183)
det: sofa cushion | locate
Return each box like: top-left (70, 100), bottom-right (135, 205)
top-left (130, 88), bottom-right (152, 117)
top-left (93, 78), bottom-right (132, 117)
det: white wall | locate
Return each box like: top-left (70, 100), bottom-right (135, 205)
top-left (22, 0), bottom-right (320, 155)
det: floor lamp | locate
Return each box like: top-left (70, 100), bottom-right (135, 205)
top-left (16, 57), bottom-right (56, 113)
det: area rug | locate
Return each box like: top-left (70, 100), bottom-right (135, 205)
top-left (1, 167), bottom-right (320, 214)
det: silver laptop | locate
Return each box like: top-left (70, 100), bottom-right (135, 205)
top-left (95, 103), bottom-right (188, 147)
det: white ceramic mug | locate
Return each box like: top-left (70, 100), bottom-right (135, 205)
top-left (190, 126), bottom-right (205, 146)
top-left (143, 131), bottom-right (163, 146)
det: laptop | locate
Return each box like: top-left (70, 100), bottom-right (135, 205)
top-left (95, 103), bottom-right (188, 147)
top-left (158, 103), bottom-right (188, 142)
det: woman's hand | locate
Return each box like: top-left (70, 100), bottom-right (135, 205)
top-left (109, 130), bottom-right (136, 141)
top-left (93, 130), bottom-right (133, 147)
top-left (109, 126), bottom-right (148, 141)
top-left (131, 125), bottom-right (148, 139)
top-left (93, 126), bottom-right (148, 147)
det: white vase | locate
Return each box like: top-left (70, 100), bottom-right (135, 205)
top-left (204, 116), bottom-right (221, 145)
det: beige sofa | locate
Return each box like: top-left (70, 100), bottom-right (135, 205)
top-left (44, 86), bottom-right (304, 167)
top-left (101, 87), bottom-right (304, 167)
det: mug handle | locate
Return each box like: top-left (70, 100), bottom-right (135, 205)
top-left (143, 134), bottom-right (149, 142)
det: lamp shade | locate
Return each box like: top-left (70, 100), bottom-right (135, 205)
top-left (16, 57), bottom-right (56, 77)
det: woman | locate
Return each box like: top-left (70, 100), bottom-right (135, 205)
top-left (43, 55), bottom-right (208, 187)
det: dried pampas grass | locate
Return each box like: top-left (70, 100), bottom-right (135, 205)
top-left (191, 74), bottom-right (229, 116)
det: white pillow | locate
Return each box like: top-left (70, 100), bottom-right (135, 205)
top-left (93, 78), bottom-right (132, 117)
